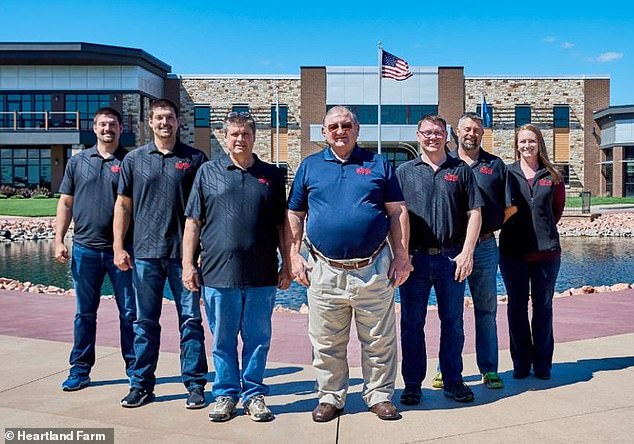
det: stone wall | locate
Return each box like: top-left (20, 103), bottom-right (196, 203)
top-left (177, 77), bottom-right (302, 173)
top-left (465, 78), bottom-right (588, 189)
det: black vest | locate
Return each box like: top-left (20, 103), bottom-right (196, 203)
top-left (499, 161), bottom-right (561, 256)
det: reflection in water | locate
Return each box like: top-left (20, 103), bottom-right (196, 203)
top-left (1, 238), bottom-right (633, 311)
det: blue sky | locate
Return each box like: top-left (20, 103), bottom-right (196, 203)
top-left (2, 0), bottom-right (632, 105)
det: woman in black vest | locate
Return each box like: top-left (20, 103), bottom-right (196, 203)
top-left (499, 124), bottom-right (565, 380)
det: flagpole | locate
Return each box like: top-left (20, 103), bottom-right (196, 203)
top-left (480, 92), bottom-right (484, 119)
top-left (377, 42), bottom-right (383, 155)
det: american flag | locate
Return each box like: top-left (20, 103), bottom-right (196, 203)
top-left (381, 50), bottom-right (413, 81)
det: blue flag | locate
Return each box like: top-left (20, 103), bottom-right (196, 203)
top-left (482, 95), bottom-right (492, 128)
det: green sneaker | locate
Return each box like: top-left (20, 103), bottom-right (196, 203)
top-left (483, 372), bottom-right (504, 389)
top-left (431, 372), bottom-right (443, 389)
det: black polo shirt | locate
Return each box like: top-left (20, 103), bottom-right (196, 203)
top-left (396, 155), bottom-right (483, 252)
top-left (449, 149), bottom-right (512, 235)
top-left (59, 146), bottom-right (131, 249)
top-left (118, 141), bottom-right (207, 259)
top-left (185, 154), bottom-right (286, 288)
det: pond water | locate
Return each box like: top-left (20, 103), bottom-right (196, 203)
top-left (1, 237), bottom-right (633, 311)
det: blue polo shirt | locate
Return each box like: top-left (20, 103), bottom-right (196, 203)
top-left (449, 149), bottom-right (512, 235)
top-left (118, 141), bottom-right (207, 259)
top-left (59, 145), bottom-right (131, 249)
top-left (288, 145), bottom-right (403, 260)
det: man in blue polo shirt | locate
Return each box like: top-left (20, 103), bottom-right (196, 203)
top-left (397, 115), bottom-right (483, 405)
top-left (114, 98), bottom-right (208, 409)
top-left (55, 107), bottom-right (135, 392)
top-left (287, 106), bottom-right (412, 422)
top-left (182, 112), bottom-right (290, 423)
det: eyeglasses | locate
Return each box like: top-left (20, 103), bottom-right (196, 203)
top-left (227, 111), bottom-right (252, 118)
top-left (418, 130), bottom-right (446, 138)
top-left (325, 122), bottom-right (354, 133)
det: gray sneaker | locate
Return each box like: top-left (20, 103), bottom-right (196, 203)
top-left (244, 395), bottom-right (274, 422)
top-left (208, 396), bottom-right (237, 422)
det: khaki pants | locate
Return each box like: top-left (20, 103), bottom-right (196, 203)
top-left (307, 246), bottom-right (397, 408)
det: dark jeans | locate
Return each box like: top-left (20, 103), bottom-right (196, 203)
top-left (467, 237), bottom-right (500, 373)
top-left (69, 243), bottom-right (136, 378)
top-left (499, 254), bottom-right (561, 375)
top-left (130, 258), bottom-right (208, 392)
top-left (400, 249), bottom-right (466, 387)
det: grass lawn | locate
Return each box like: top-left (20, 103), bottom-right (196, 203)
top-left (566, 195), bottom-right (634, 208)
top-left (0, 198), bottom-right (58, 217)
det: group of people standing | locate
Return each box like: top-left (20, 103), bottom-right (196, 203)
top-left (55, 101), bottom-right (564, 423)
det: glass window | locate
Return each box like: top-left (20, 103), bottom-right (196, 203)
top-left (515, 106), bottom-right (531, 127)
top-left (624, 146), bottom-right (634, 160)
top-left (553, 106), bottom-right (570, 128)
top-left (231, 105), bottom-right (250, 115)
top-left (0, 148), bottom-right (53, 188)
top-left (194, 106), bottom-right (210, 128)
top-left (476, 104), bottom-right (494, 127)
top-left (625, 162), bottom-right (634, 197)
top-left (602, 163), bottom-right (613, 196)
top-left (65, 94), bottom-right (111, 130)
top-left (555, 164), bottom-right (570, 186)
top-left (270, 104), bottom-right (288, 128)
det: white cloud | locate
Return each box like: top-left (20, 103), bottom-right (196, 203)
top-left (596, 51), bottom-right (624, 63)
top-left (543, 36), bottom-right (555, 43)
top-left (561, 42), bottom-right (575, 49)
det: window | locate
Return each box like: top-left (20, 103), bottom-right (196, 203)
top-left (270, 104), bottom-right (288, 128)
top-left (379, 147), bottom-right (416, 170)
top-left (601, 148), bottom-right (613, 196)
top-left (554, 164), bottom-right (570, 187)
top-left (0, 148), bottom-right (51, 188)
top-left (65, 94), bottom-right (111, 130)
top-left (625, 146), bottom-right (634, 197)
top-left (194, 105), bottom-right (210, 128)
top-left (515, 106), bottom-right (531, 127)
top-left (553, 106), bottom-right (570, 128)
top-left (0, 94), bottom-right (52, 128)
top-left (476, 104), bottom-right (494, 127)
top-left (231, 105), bottom-right (250, 115)
top-left (325, 104), bottom-right (438, 125)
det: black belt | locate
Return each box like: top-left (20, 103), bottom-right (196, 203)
top-left (306, 239), bottom-right (387, 270)
top-left (413, 246), bottom-right (459, 256)
top-left (479, 232), bottom-right (494, 242)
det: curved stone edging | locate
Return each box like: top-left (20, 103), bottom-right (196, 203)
top-left (2, 277), bottom-right (631, 314)
top-left (1, 213), bottom-right (634, 241)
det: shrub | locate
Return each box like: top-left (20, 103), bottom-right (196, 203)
top-left (0, 194), bottom-right (7, 199)
top-left (31, 186), bottom-right (53, 198)
top-left (0, 185), bottom-right (16, 197)
top-left (9, 194), bottom-right (25, 199)
top-left (32, 194), bottom-right (50, 199)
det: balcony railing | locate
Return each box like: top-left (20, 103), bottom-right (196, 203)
top-left (0, 111), bottom-right (134, 132)
top-left (0, 111), bottom-right (81, 131)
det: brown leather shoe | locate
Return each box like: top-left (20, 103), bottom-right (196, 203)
top-left (312, 403), bottom-right (343, 422)
top-left (369, 401), bottom-right (401, 420)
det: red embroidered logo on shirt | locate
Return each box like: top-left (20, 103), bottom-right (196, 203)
top-left (258, 177), bottom-right (271, 186)
top-left (356, 167), bottom-right (372, 176)
top-left (110, 165), bottom-right (121, 173)
top-left (479, 166), bottom-right (493, 175)
top-left (175, 161), bottom-right (191, 170)
top-left (538, 178), bottom-right (552, 186)
top-left (444, 173), bottom-right (459, 182)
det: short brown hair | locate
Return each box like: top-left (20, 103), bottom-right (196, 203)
top-left (150, 98), bottom-right (179, 118)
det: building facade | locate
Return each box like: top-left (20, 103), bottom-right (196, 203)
top-left (0, 42), bottom-right (614, 196)
top-left (0, 42), bottom-right (170, 191)
top-left (594, 106), bottom-right (634, 197)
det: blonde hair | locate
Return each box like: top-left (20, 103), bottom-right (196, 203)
top-left (515, 124), bottom-right (562, 184)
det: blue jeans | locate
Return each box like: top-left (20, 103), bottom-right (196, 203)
top-left (203, 286), bottom-right (276, 403)
top-left (69, 243), bottom-right (135, 378)
top-left (499, 254), bottom-right (561, 375)
top-left (130, 258), bottom-right (208, 392)
top-left (400, 249), bottom-right (466, 386)
top-left (466, 237), bottom-right (500, 374)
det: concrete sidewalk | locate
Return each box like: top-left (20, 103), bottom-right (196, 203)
top-left (1, 289), bottom-right (633, 443)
